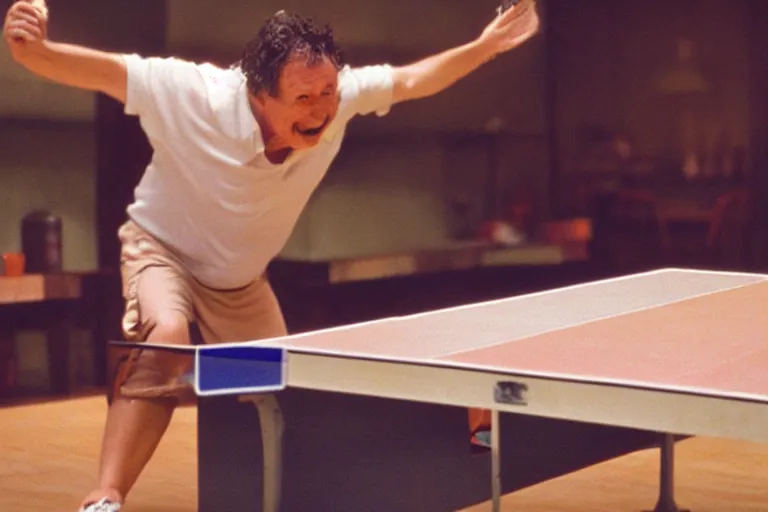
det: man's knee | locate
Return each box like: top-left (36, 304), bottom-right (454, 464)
top-left (116, 312), bottom-right (196, 400)
top-left (146, 312), bottom-right (191, 345)
top-left (141, 313), bottom-right (194, 377)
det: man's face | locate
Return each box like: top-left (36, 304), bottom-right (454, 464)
top-left (256, 55), bottom-right (340, 151)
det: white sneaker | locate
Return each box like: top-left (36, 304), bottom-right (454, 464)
top-left (79, 498), bottom-right (122, 512)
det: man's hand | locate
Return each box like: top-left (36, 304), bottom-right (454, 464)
top-left (2, 0), bottom-right (127, 103)
top-left (4, 0), bottom-right (49, 61)
top-left (478, 0), bottom-right (540, 58)
top-left (390, 0), bottom-right (541, 105)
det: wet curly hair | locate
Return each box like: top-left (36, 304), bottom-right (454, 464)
top-left (240, 11), bottom-right (345, 98)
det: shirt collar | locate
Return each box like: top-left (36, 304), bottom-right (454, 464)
top-left (208, 66), bottom-right (263, 148)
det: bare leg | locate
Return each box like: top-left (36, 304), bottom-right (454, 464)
top-left (81, 396), bottom-right (177, 506)
top-left (81, 318), bottom-right (190, 508)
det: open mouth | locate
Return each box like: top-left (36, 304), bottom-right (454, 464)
top-left (295, 118), bottom-right (330, 137)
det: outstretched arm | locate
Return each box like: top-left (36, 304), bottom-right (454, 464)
top-left (3, 0), bottom-right (128, 103)
top-left (391, 0), bottom-right (539, 104)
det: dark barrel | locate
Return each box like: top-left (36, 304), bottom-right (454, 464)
top-left (21, 210), bottom-right (63, 273)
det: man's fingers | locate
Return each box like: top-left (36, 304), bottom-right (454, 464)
top-left (10, 22), bottom-right (42, 39)
top-left (4, 27), bottom-right (32, 42)
top-left (12, 2), bottom-right (46, 19)
top-left (4, 1), bottom-right (47, 43)
top-left (9, 10), bottom-right (40, 26)
top-left (497, 0), bottom-right (536, 26)
top-left (6, 17), bottom-right (40, 31)
top-left (19, 0), bottom-right (47, 11)
top-left (4, 20), bottom-right (42, 41)
top-left (29, 0), bottom-right (49, 20)
top-left (501, 8), bottom-right (538, 34)
top-left (8, 1), bottom-right (46, 26)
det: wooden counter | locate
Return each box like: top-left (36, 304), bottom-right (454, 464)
top-left (273, 240), bottom-right (590, 286)
top-left (0, 273), bottom-right (83, 304)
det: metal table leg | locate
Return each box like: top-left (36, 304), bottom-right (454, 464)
top-left (491, 409), bottom-right (501, 512)
top-left (239, 394), bottom-right (284, 512)
top-left (647, 433), bottom-right (690, 512)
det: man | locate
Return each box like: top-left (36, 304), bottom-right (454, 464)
top-left (3, 1), bottom-right (540, 510)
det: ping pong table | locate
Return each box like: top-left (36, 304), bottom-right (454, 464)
top-left (114, 268), bottom-right (768, 511)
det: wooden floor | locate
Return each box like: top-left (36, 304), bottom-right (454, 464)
top-left (1, 394), bottom-right (768, 511)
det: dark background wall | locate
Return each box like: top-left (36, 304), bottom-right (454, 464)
top-left (1, 0), bottom-right (766, 390)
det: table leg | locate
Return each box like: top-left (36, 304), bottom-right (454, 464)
top-left (198, 390), bottom-right (659, 511)
top-left (647, 433), bottom-right (690, 512)
top-left (240, 394), bottom-right (285, 512)
top-left (47, 301), bottom-right (71, 395)
top-left (491, 409), bottom-right (501, 512)
top-left (86, 274), bottom-right (114, 388)
top-left (0, 326), bottom-right (16, 397)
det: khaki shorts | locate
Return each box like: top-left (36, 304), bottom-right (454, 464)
top-left (112, 220), bottom-right (287, 401)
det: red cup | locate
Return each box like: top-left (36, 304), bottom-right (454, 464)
top-left (2, 253), bottom-right (25, 277)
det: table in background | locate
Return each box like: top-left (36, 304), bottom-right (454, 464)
top-left (270, 239), bottom-right (593, 332)
top-left (0, 272), bottom-right (116, 396)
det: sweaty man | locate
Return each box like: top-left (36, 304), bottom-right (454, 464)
top-left (3, 2), bottom-right (539, 511)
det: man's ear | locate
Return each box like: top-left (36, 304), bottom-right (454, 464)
top-left (248, 91), bottom-right (268, 111)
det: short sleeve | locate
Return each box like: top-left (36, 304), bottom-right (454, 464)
top-left (338, 64), bottom-right (395, 118)
top-left (122, 53), bottom-right (149, 116)
top-left (121, 54), bottom-right (209, 136)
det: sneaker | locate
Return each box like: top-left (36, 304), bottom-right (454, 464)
top-left (79, 498), bottom-right (122, 512)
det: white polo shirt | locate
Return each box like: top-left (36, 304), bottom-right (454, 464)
top-left (121, 54), bottom-right (394, 289)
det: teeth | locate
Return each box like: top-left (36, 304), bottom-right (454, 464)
top-left (299, 126), bottom-right (323, 135)
top-left (297, 119), bottom-right (329, 136)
